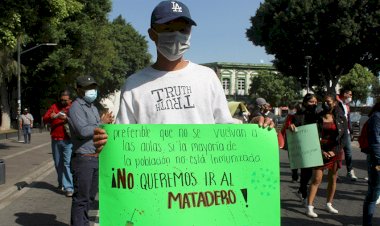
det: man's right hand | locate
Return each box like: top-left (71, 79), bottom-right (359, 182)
top-left (289, 124), bottom-right (297, 132)
top-left (94, 127), bottom-right (108, 153)
top-left (251, 116), bottom-right (275, 129)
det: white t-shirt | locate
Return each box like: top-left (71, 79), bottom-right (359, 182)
top-left (116, 61), bottom-right (233, 124)
top-left (20, 113), bottom-right (33, 125)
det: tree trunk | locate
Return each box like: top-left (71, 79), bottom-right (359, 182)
top-left (0, 82), bottom-right (11, 130)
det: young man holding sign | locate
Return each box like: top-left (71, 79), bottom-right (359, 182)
top-left (93, 3), bottom-right (276, 225)
top-left (94, 1), bottom-right (274, 147)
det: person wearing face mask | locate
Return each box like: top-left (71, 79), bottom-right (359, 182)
top-left (68, 75), bottom-right (114, 226)
top-left (306, 94), bottom-right (347, 218)
top-left (281, 101), bottom-right (301, 182)
top-left (286, 94), bottom-right (320, 204)
top-left (93, 1), bottom-right (274, 158)
top-left (43, 90), bottom-right (74, 197)
top-left (111, 0), bottom-right (234, 124)
top-left (337, 87), bottom-right (358, 181)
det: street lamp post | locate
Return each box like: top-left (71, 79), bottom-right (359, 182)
top-left (16, 37), bottom-right (57, 142)
top-left (305, 55), bottom-right (312, 93)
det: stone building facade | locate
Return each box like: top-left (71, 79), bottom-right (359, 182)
top-left (202, 62), bottom-right (276, 101)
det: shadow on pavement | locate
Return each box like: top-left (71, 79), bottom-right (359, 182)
top-left (14, 181), bottom-right (28, 190)
top-left (0, 143), bottom-right (14, 149)
top-left (351, 159), bottom-right (368, 171)
top-left (14, 212), bottom-right (68, 226)
top-left (29, 181), bottom-right (65, 195)
top-left (282, 216), bottom-right (361, 226)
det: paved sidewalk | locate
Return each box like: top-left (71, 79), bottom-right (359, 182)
top-left (0, 132), bottom-right (98, 226)
top-left (0, 132), bottom-right (53, 202)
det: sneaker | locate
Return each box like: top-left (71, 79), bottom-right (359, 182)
top-left (326, 203), bottom-right (339, 214)
top-left (66, 191), bottom-right (73, 197)
top-left (306, 205), bottom-right (318, 218)
top-left (347, 170), bottom-right (358, 181)
top-left (376, 197), bottom-right (380, 205)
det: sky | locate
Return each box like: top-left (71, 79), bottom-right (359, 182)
top-left (109, 0), bottom-right (274, 64)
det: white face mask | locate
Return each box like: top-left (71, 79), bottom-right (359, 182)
top-left (154, 30), bottom-right (191, 61)
top-left (345, 97), bottom-right (352, 104)
top-left (84, 89), bottom-right (97, 103)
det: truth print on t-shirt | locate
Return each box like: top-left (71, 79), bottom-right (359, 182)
top-left (151, 86), bottom-right (195, 111)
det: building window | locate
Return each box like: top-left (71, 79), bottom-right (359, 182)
top-left (237, 78), bottom-right (245, 95)
top-left (222, 78), bottom-right (230, 95)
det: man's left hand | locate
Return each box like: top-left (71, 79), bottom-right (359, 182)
top-left (101, 111), bottom-right (114, 124)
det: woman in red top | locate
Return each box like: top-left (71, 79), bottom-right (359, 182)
top-left (306, 94), bottom-right (347, 218)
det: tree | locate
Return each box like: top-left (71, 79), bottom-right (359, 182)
top-left (21, 1), bottom-right (151, 124)
top-left (0, 0), bottom-right (83, 129)
top-left (249, 70), bottom-right (302, 107)
top-left (246, 0), bottom-right (380, 94)
top-left (370, 73), bottom-right (380, 101)
top-left (105, 16), bottom-right (151, 94)
top-left (0, 0), bottom-right (151, 129)
top-left (339, 64), bottom-right (375, 106)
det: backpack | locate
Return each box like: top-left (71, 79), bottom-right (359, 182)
top-left (358, 121), bottom-right (370, 154)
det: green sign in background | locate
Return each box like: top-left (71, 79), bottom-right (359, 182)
top-left (100, 124), bottom-right (280, 226)
top-left (286, 123), bottom-right (323, 169)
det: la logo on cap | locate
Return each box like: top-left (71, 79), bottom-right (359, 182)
top-left (171, 1), bottom-right (182, 12)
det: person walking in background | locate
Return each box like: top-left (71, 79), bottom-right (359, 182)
top-left (68, 75), bottom-right (114, 226)
top-left (337, 87), bottom-right (358, 181)
top-left (281, 101), bottom-right (301, 182)
top-left (19, 108), bottom-right (33, 144)
top-left (43, 90), bottom-right (74, 197)
top-left (285, 94), bottom-right (319, 203)
top-left (306, 94), bottom-right (347, 218)
top-left (362, 102), bottom-right (380, 226)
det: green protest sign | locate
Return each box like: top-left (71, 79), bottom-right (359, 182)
top-left (286, 123), bottom-right (323, 169)
top-left (99, 124), bottom-right (280, 226)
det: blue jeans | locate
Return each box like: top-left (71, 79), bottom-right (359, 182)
top-left (71, 155), bottom-right (99, 226)
top-left (363, 154), bottom-right (380, 226)
top-left (343, 133), bottom-right (353, 172)
top-left (22, 125), bottom-right (31, 144)
top-left (51, 139), bottom-right (73, 191)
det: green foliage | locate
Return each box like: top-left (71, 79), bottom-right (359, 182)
top-left (23, 0), bottom-right (151, 110)
top-left (0, 13), bottom-right (21, 48)
top-left (249, 70), bottom-right (302, 107)
top-left (106, 16), bottom-right (151, 94)
top-left (0, 0), bottom-right (83, 49)
top-left (247, 0), bottom-right (380, 93)
top-left (0, 48), bottom-right (17, 83)
top-left (339, 64), bottom-right (375, 104)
